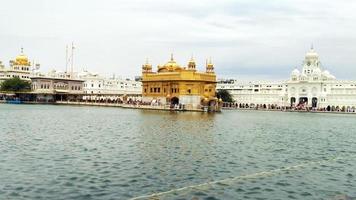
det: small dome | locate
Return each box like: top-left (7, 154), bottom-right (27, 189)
top-left (14, 48), bottom-right (30, 66)
top-left (322, 70), bottom-right (336, 80)
top-left (291, 68), bottom-right (300, 75)
top-left (15, 54), bottom-right (29, 65)
top-left (322, 70), bottom-right (330, 76)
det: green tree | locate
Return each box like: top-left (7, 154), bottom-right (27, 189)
top-left (0, 77), bottom-right (31, 92)
top-left (216, 89), bottom-right (234, 102)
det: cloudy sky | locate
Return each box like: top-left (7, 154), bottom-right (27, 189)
top-left (1, 0), bottom-right (356, 80)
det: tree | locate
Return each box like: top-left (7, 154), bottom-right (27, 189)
top-left (0, 77), bottom-right (31, 92)
top-left (216, 89), bottom-right (234, 102)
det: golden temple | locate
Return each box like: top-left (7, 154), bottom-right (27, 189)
top-left (141, 54), bottom-right (220, 111)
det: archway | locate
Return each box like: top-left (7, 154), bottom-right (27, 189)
top-left (171, 97), bottom-right (179, 105)
top-left (312, 97), bottom-right (318, 108)
top-left (299, 97), bottom-right (308, 105)
top-left (290, 97), bottom-right (296, 107)
top-left (326, 105), bottom-right (331, 111)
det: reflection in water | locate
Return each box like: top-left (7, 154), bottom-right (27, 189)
top-left (137, 111), bottom-right (218, 191)
top-left (0, 105), bottom-right (355, 200)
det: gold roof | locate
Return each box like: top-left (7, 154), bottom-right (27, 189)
top-left (14, 48), bottom-right (30, 66)
top-left (158, 54), bottom-right (182, 72)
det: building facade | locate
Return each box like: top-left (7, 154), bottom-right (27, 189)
top-left (79, 71), bottom-right (141, 95)
top-left (0, 48), bottom-right (40, 83)
top-left (30, 77), bottom-right (84, 102)
top-left (217, 47), bottom-right (356, 111)
top-left (141, 55), bottom-right (219, 110)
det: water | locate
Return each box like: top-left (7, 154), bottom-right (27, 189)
top-left (0, 104), bottom-right (355, 200)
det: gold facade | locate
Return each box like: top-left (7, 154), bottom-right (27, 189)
top-left (141, 55), bottom-right (218, 109)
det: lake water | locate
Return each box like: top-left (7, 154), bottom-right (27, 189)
top-left (0, 104), bottom-right (355, 200)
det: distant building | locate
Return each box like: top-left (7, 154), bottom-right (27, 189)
top-left (79, 70), bottom-right (141, 95)
top-left (217, 47), bottom-right (356, 111)
top-left (30, 70), bottom-right (84, 102)
top-left (0, 48), bottom-right (40, 83)
top-left (217, 79), bottom-right (286, 106)
top-left (141, 55), bottom-right (219, 110)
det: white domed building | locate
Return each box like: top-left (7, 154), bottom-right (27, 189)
top-left (0, 48), bottom-right (40, 83)
top-left (218, 46), bottom-right (356, 111)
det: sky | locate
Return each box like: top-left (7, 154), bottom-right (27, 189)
top-left (1, 0), bottom-right (356, 80)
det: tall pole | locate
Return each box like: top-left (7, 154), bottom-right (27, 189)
top-left (71, 42), bottom-right (74, 78)
top-left (65, 45), bottom-right (68, 74)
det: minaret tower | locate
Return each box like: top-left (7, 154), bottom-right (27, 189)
top-left (142, 58), bottom-right (152, 73)
top-left (206, 57), bottom-right (214, 73)
top-left (187, 55), bottom-right (196, 71)
top-left (302, 45), bottom-right (321, 76)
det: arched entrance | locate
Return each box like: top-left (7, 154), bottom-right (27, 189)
top-left (290, 97), bottom-right (296, 107)
top-left (171, 97), bottom-right (179, 105)
top-left (312, 97), bottom-right (318, 108)
top-left (326, 105), bottom-right (331, 111)
top-left (299, 97), bottom-right (308, 104)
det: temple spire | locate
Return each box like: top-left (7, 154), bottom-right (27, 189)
top-left (21, 47), bottom-right (24, 54)
top-left (170, 53), bottom-right (174, 61)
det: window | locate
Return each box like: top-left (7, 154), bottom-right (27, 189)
top-left (158, 88), bottom-right (160, 93)
top-left (154, 88), bottom-right (157, 92)
top-left (188, 89), bottom-right (191, 94)
top-left (150, 88), bottom-right (153, 93)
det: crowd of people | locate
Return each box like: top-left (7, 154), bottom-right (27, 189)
top-left (222, 102), bottom-right (356, 113)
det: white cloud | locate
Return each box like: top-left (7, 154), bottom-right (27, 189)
top-left (0, 0), bottom-right (356, 79)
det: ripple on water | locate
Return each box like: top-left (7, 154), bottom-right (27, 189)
top-left (0, 105), bottom-right (356, 199)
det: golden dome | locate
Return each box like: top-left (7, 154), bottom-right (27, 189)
top-left (14, 48), bottom-right (30, 66)
top-left (158, 54), bottom-right (183, 72)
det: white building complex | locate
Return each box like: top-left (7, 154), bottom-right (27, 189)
top-left (79, 70), bottom-right (141, 95)
top-left (0, 48), bottom-right (40, 83)
top-left (218, 47), bottom-right (356, 111)
top-left (1, 48), bottom-right (141, 98)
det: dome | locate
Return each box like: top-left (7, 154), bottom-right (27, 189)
top-left (164, 59), bottom-right (181, 69)
top-left (322, 70), bottom-right (330, 76)
top-left (305, 47), bottom-right (319, 59)
top-left (158, 54), bottom-right (182, 72)
top-left (291, 68), bottom-right (300, 75)
top-left (14, 48), bottom-right (30, 66)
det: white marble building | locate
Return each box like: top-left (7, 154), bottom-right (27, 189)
top-left (218, 47), bottom-right (356, 111)
top-left (79, 70), bottom-right (142, 95)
